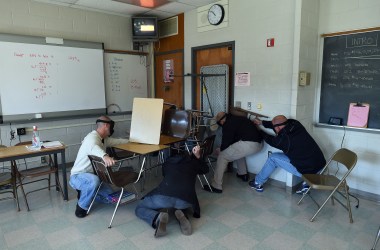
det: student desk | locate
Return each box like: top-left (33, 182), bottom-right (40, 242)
top-left (0, 144), bottom-right (68, 201)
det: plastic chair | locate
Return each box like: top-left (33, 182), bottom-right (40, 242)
top-left (13, 141), bottom-right (64, 211)
top-left (87, 155), bottom-right (139, 228)
top-left (297, 148), bottom-right (358, 223)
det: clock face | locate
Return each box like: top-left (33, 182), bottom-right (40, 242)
top-left (207, 4), bottom-right (225, 25)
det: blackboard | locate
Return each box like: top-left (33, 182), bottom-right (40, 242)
top-left (0, 33), bottom-right (106, 123)
top-left (104, 52), bottom-right (148, 113)
top-left (319, 29), bottom-right (380, 129)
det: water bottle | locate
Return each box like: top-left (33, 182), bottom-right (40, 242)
top-left (32, 126), bottom-right (41, 148)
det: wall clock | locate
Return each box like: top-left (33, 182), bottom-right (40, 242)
top-left (207, 4), bottom-right (225, 26)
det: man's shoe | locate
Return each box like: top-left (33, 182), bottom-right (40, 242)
top-left (75, 204), bottom-right (87, 218)
top-left (236, 173), bottom-right (249, 182)
top-left (296, 183), bottom-right (310, 194)
top-left (154, 212), bottom-right (169, 237)
top-left (174, 210), bottom-right (192, 236)
top-left (203, 185), bottom-right (222, 193)
top-left (249, 180), bottom-right (264, 192)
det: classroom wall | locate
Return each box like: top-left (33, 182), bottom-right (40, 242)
top-left (313, 0), bottom-right (380, 199)
top-left (185, 0), bottom-right (380, 198)
top-left (0, 0), bottom-right (132, 165)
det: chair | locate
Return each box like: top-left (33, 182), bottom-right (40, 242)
top-left (87, 155), bottom-right (139, 228)
top-left (0, 145), bottom-right (20, 211)
top-left (372, 226), bottom-right (380, 250)
top-left (297, 148), bottom-right (358, 223)
top-left (13, 141), bottom-right (64, 211)
top-left (196, 135), bottom-right (216, 191)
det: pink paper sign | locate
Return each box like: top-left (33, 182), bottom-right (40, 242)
top-left (347, 103), bottom-right (370, 128)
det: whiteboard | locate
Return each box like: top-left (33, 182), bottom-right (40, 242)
top-left (0, 35), bottom-right (105, 122)
top-left (104, 52), bottom-right (148, 113)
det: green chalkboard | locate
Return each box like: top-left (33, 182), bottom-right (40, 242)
top-left (319, 30), bottom-right (380, 129)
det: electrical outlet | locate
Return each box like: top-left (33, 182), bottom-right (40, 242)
top-left (41, 156), bottom-right (47, 164)
top-left (247, 102), bottom-right (252, 110)
top-left (17, 127), bottom-right (26, 135)
top-left (10, 130), bottom-right (15, 140)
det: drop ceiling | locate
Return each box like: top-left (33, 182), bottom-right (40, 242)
top-left (32, 0), bottom-right (216, 20)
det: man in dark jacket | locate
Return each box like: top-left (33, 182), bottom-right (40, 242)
top-left (249, 115), bottom-right (326, 192)
top-left (203, 111), bottom-right (263, 193)
top-left (135, 145), bottom-right (208, 238)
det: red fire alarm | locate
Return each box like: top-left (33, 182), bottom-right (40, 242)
top-left (267, 38), bottom-right (275, 47)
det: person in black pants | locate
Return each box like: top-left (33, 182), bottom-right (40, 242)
top-left (135, 145), bottom-right (208, 237)
top-left (249, 115), bottom-right (326, 193)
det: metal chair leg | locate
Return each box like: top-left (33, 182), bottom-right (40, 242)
top-left (372, 226), bottom-right (380, 250)
top-left (108, 188), bottom-right (124, 229)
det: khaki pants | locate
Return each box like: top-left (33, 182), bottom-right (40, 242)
top-left (212, 140), bottom-right (263, 190)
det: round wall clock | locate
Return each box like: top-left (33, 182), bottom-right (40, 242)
top-left (207, 4), bottom-right (225, 26)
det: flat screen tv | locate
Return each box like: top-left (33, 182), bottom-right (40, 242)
top-left (132, 16), bottom-right (158, 42)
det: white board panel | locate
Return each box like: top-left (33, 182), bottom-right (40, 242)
top-left (0, 41), bottom-right (105, 116)
top-left (104, 53), bottom-right (148, 113)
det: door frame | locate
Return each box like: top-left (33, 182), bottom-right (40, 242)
top-left (191, 41), bottom-right (235, 110)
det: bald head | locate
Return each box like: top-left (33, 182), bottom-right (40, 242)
top-left (272, 115), bottom-right (287, 126)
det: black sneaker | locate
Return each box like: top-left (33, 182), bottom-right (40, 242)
top-left (203, 185), bottom-right (222, 193)
top-left (296, 183), bottom-right (310, 194)
top-left (248, 180), bottom-right (264, 192)
top-left (75, 204), bottom-right (87, 218)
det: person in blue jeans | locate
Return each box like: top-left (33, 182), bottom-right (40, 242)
top-left (249, 115), bottom-right (326, 193)
top-left (70, 116), bottom-right (129, 218)
top-left (135, 145), bottom-right (208, 237)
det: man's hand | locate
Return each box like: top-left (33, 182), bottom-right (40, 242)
top-left (192, 145), bottom-right (201, 159)
top-left (253, 118), bottom-right (262, 125)
top-left (103, 155), bottom-right (115, 167)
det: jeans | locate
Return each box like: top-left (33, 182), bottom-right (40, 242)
top-left (135, 194), bottom-right (191, 227)
top-left (69, 173), bottom-right (113, 210)
top-left (255, 152), bottom-right (302, 185)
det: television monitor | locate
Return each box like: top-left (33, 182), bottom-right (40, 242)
top-left (132, 16), bottom-right (158, 42)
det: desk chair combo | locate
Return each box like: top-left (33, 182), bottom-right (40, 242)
top-left (87, 155), bottom-right (139, 228)
top-left (297, 148), bottom-right (358, 223)
top-left (0, 145), bottom-right (20, 211)
top-left (372, 226), bottom-right (380, 250)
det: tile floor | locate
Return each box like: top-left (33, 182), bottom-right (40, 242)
top-left (0, 169), bottom-right (379, 250)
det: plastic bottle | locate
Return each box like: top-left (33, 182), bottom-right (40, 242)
top-left (32, 126), bottom-right (41, 148)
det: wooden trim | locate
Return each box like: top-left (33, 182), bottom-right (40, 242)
top-left (104, 49), bottom-right (148, 56)
top-left (321, 26), bottom-right (380, 37)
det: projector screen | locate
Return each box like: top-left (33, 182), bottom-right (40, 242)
top-left (0, 34), bottom-right (106, 123)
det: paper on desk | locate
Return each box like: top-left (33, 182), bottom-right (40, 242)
top-left (42, 141), bottom-right (63, 148)
top-left (25, 145), bottom-right (41, 151)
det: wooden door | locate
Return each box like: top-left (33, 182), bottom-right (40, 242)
top-left (155, 51), bottom-right (184, 109)
top-left (194, 44), bottom-right (234, 110)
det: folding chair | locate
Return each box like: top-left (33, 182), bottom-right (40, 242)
top-left (87, 155), bottom-right (139, 228)
top-left (0, 145), bottom-right (20, 211)
top-left (372, 226), bottom-right (380, 250)
top-left (13, 141), bottom-right (64, 211)
top-left (297, 148), bottom-right (358, 223)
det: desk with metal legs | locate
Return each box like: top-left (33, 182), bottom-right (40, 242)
top-left (0, 144), bottom-right (68, 203)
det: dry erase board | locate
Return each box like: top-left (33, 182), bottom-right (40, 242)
top-left (319, 30), bottom-right (380, 129)
top-left (0, 33), bottom-right (105, 123)
top-left (104, 52), bottom-right (148, 113)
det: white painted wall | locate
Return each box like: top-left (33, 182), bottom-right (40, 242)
top-left (184, 0), bottom-right (380, 198)
top-left (0, 0), bottom-right (133, 165)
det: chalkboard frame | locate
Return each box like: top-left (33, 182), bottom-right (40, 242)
top-left (0, 33), bottom-right (106, 124)
top-left (318, 27), bottom-right (380, 130)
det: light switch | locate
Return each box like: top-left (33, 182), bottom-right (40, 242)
top-left (299, 71), bottom-right (311, 86)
